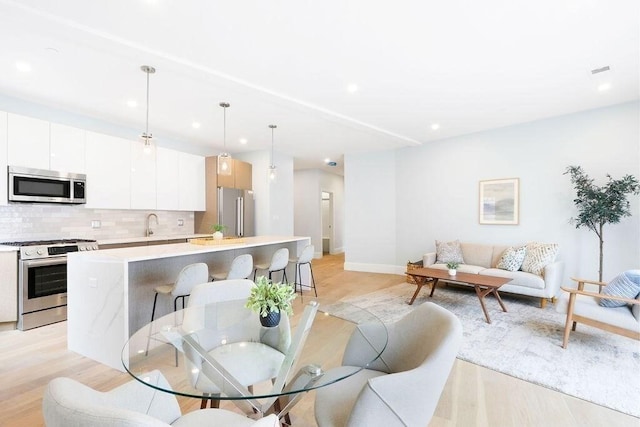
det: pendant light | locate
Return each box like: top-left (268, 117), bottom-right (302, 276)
top-left (217, 102), bottom-right (232, 175)
top-left (268, 124), bottom-right (277, 183)
top-left (139, 65), bottom-right (156, 154)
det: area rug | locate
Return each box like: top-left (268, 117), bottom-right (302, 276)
top-left (335, 282), bottom-right (640, 418)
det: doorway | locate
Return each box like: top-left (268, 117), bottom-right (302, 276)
top-left (321, 191), bottom-right (333, 255)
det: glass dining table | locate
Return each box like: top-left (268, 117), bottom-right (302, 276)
top-left (122, 298), bottom-right (387, 421)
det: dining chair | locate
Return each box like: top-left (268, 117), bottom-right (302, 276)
top-left (42, 369), bottom-right (279, 427)
top-left (211, 254), bottom-right (254, 280)
top-left (289, 244), bottom-right (317, 296)
top-left (253, 248), bottom-right (289, 283)
top-left (183, 279), bottom-right (291, 409)
top-left (314, 302), bottom-right (462, 427)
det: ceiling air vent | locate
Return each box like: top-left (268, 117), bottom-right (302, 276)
top-left (591, 66), bottom-right (610, 75)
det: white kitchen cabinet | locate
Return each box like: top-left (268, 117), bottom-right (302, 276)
top-left (156, 147), bottom-right (180, 210)
top-left (85, 131), bottom-right (131, 209)
top-left (7, 113), bottom-right (50, 170)
top-left (130, 143), bottom-right (157, 210)
top-left (49, 123), bottom-right (86, 173)
top-left (179, 152), bottom-right (205, 211)
top-left (0, 250), bottom-right (18, 323)
top-left (0, 111), bottom-right (7, 206)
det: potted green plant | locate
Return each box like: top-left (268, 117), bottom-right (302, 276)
top-left (446, 261), bottom-right (459, 276)
top-left (565, 166), bottom-right (639, 281)
top-left (245, 276), bottom-right (295, 327)
top-left (211, 224), bottom-right (226, 240)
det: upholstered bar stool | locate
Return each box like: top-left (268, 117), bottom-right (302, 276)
top-left (211, 254), bottom-right (254, 281)
top-left (147, 262), bottom-right (209, 363)
top-left (289, 244), bottom-right (317, 297)
top-left (253, 247), bottom-right (289, 283)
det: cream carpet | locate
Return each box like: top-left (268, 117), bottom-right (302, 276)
top-left (337, 282), bottom-right (640, 418)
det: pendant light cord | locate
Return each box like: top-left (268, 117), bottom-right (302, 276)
top-left (145, 69), bottom-right (150, 138)
top-left (269, 124), bottom-right (277, 167)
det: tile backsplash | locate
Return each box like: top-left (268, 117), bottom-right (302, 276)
top-left (0, 204), bottom-right (194, 241)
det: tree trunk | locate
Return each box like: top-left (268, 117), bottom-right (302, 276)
top-left (598, 223), bottom-right (604, 283)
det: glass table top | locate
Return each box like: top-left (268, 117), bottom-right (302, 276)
top-left (122, 298), bottom-right (387, 418)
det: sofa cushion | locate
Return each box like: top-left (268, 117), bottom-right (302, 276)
top-left (600, 270), bottom-right (640, 307)
top-left (521, 242), bottom-right (559, 276)
top-left (435, 240), bottom-right (464, 264)
top-left (459, 243), bottom-right (493, 268)
top-left (429, 263), bottom-right (486, 274)
top-left (496, 246), bottom-right (527, 272)
top-left (482, 268), bottom-right (545, 290)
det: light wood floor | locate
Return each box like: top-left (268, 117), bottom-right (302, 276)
top-left (0, 253), bottom-right (637, 427)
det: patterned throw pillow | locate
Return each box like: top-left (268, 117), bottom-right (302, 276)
top-left (600, 270), bottom-right (640, 307)
top-left (520, 242), bottom-right (559, 276)
top-left (435, 240), bottom-right (464, 264)
top-left (496, 246), bottom-right (527, 272)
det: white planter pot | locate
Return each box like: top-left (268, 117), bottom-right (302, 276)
top-left (448, 269), bottom-right (457, 276)
top-left (212, 231), bottom-right (224, 240)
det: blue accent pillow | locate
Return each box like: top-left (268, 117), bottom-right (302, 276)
top-left (599, 270), bottom-right (640, 307)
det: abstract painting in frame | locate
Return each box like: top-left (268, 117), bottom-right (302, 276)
top-left (479, 178), bottom-right (519, 225)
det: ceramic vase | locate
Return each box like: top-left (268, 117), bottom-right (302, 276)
top-left (212, 231), bottom-right (223, 240)
top-left (448, 269), bottom-right (457, 276)
top-left (260, 311), bottom-right (281, 327)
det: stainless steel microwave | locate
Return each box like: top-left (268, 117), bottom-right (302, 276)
top-left (8, 166), bottom-right (86, 204)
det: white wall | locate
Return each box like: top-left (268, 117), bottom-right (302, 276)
top-left (293, 169), bottom-right (345, 257)
top-left (345, 101), bottom-right (640, 282)
top-left (236, 150), bottom-right (294, 236)
top-left (344, 150), bottom-right (397, 272)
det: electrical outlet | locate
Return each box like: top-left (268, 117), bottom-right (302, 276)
top-left (91, 220), bottom-right (101, 229)
top-left (177, 218), bottom-right (184, 226)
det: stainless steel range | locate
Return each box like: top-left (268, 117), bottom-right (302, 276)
top-left (0, 239), bottom-right (99, 330)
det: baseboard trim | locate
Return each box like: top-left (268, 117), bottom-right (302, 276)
top-left (344, 262), bottom-right (406, 275)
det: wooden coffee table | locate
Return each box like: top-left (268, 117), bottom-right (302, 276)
top-left (405, 267), bottom-right (512, 323)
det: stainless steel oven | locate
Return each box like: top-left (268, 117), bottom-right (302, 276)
top-left (1, 239), bottom-right (98, 330)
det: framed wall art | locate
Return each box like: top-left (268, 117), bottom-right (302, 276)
top-left (479, 178), bottom-right (519, 225)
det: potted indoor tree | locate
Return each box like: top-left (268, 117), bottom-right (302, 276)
top-left (246, 276), bottom-right (295, 327)
top-left (446, 261), bottom-right (459, 276)
top-left (565, 166), bottom-right (639, 281)
top-left (211, 224), bottom-right (226, 240)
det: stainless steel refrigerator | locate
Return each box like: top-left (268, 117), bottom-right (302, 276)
top-left (217, 188), bottom-right (255, 237)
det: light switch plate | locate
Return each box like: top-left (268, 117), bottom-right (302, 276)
top-left (177, 219), bottom-right (184, 226)
top-left (91, 220), bottom-right (101, 228)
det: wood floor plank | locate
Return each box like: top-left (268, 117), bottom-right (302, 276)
top-left (0, 253), bottom-right (637, 426)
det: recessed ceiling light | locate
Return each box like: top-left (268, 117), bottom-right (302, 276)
top-left (15, 61), bottom-right (31, 72)
top-left (324, 158), bottom-right (331, 163)
top-left (45, 47), bottom-right (59, 54)
top-left (239, 138), bottom-right (248, 145)
top-left (346, 83), bottom-right (358, 93)
top-left (597, 83), bottom-right (611, 92)
top-left (431, 123), bottom-right (440, 130)
top-left (192, 121), bottom-right (201, 129)
top-left (126, 99), bottom-right (137, 108)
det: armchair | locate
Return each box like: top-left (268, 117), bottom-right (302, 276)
top-left (42, 369), bottom-right (278, 426)
top-left (556, 277), bottom-right (640, 349)
top-left (314, 302), bottom-right (462, 427)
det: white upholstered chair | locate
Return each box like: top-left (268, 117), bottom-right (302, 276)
top-left (314, 302), bottom-right (462, 427)
top-left (183, 279), bottom-right (291, 409)
top-left (253, 248), bottom-right (289, 283)
top-left (556, 274), bottom-right (640, 349)
top-left (42, 369), bottom-right (279, 427)
top-left (150, 262), bottom-right (209, 321)
top-left (211, 254), bottom-right (254, 280)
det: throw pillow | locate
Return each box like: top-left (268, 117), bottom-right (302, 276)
top-left (520, 242), bottom-right (559, 276)
top-left (496, 246), bottom-right (527, 272)
top-left (599, 270), bottom-right (640, 308)
top-left (435, 240), bottom-right (464, 264)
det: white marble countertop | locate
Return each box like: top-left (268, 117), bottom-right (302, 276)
top-left (71, 235), bottom-right (309, 262)
top-left (96, 234), bottom-right (210, 245)
top-left (0, 246), bottom-right (19, 252)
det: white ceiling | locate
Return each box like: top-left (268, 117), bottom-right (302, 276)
top-left (0, 0), bottom-right (638, 175)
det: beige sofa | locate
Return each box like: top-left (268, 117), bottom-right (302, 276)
top-left (423, 242), bottom-right (564, 308)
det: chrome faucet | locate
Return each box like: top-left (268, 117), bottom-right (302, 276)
top-left (145, 213), bottom-right (158, 237)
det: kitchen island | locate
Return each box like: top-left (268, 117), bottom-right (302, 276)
top-left (67, 235), bottom-right (310, 371)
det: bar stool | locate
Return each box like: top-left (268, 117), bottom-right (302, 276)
top-left (211, 254), bottom-right (253, 281)
top-left (147, 262), bottom-right (209, 363)
top-left (289, 244), bottom-right (317, 297)
top-left (253, 248), bottom-right (289, 283)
